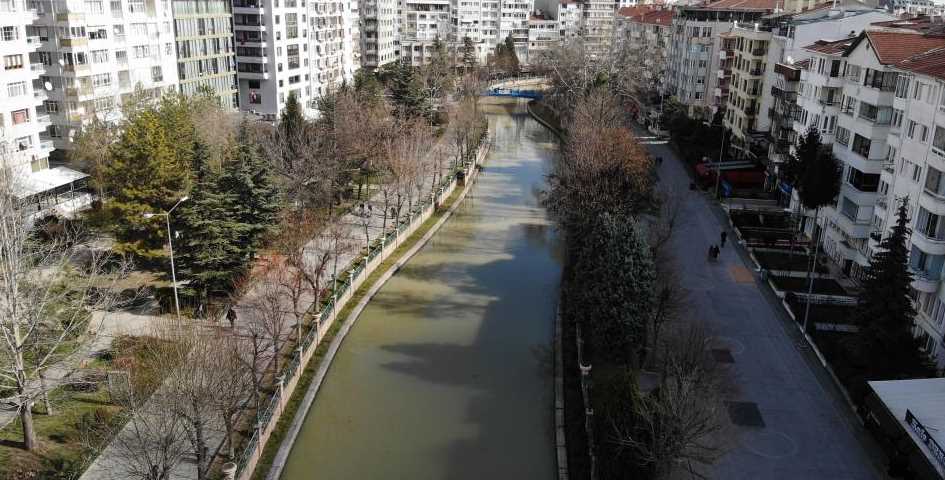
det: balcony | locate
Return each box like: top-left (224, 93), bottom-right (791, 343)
top-left (911, 267), bottom-right (940, 293)
top-left (775, 62), bottom-right (801, 82)
top-left (751, 48), bottom-right (766, 57)
top-left (59, 37), bottom-right (87, 47)
top-left (26, 35), bottom-right (40, 45)
top-left (748, 67), bottom-right (764, 77)
top-left (30, 62), bottom-right (44, 73)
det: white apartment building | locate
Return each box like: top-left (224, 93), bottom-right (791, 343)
top-left (361, 0), bottom-right (397, 69)
top-left (820, 29), bottom-right (944, 282)
top-left (172, 0), bottom-right (237, 109)
top-left (453, 0), bottom-right (531, 63)
top-left (615, 5), bottom-right (672, 123)
top-left (525, 11), bottom-right (557, 62)
top-left (398, 0), bottom-right (450, 65)
top-left (234, 0), bottom-right (359, 119)
top-left (0, 0), bottom-right (89, 217)
top-left (32, 0), bottom-right (180, 149)
top-left (557, 0), bottom-right (580, 41)
top-left (875, 42), bottom-right (945, 365)
top-left (577, 0), bottom-right (617, 56)
top-left (668, 0), bottom-right (776, 120)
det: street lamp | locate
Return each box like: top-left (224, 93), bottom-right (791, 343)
top-left (703, 120), bottom-right (726, 199)
top-left (143, 196), bottom-right (189, 322)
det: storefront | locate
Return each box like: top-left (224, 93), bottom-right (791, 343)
top-left (865, 379), bottom-right (945, 480)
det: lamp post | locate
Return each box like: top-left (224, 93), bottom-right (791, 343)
top-left (144, 196), bottom-right (189, 322)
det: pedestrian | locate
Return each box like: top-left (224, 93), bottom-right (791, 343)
top-left (720, 230), bottom-right (728, 248)
top-left (226, 308), bottom-right (237, 328)
top-left (713, 245), bottom-right (720, 259)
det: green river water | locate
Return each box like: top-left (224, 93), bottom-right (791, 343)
top-left (281, 99), bottom-right (562, 480)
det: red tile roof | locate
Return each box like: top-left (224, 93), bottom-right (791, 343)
top-left (863, 30), bottom-right (945, 65)
top-left (617, 5), bottom-right (657, 18)
top-left (896, 46), bottom-right (945, 81)
top-left (643, 10), bottom-right (673, 25)
top-left (803, 37), bottom-right (856, 55)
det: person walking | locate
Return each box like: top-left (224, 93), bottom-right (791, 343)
top-left (226, 308), bottom-right (237, 328)
top-left (720, 230), bottom-right (728, 248)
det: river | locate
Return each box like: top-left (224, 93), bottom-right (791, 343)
top-left (280, 98), bottom-right (562, 480)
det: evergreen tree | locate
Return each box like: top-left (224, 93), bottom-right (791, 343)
top-left (569, 213), bottom-right (655, 368)
top-left (354, 69), bottom-right (383, 103)
top-left (221, 123), bottom-right (281, 257)
top-left (280, 92), bottom-right (306, 141)
top-left (387, 59), bottom-right (430, 119)
top-left (461, 36), bottom-right (477, 71)
top-left (793, 127), bottom-right (841, 331)
top-left (105, 109), bottom-right (191, 256)
top-left (175, 140), bottom-right (249, 303)
top-left (503, 35), bottom-right (520, 75)
top-left (846, 199), bottom-right (936, 382)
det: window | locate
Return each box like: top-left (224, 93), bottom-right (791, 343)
top-left (908, 120), bottom-right (918, 139)
top-left (935, 126), bottom-right (945, 154)
top-left (88, 27), bottom-right (107, 39)
top-left (3, 54), bottom-right (22, 70)
top-left (892, 109), bottom-right (904, 129)
top-left (90, 49), bottom-right (108, 63)
top-left (914, 81), bottom-right (924, 100)
top-left (5, 81), bottom-right (26, 99)
top-left (845, 63), bottom-right (861, 82)
top-left (895, 75), bottom-right (910, 98)
top-left (863, 68), bottom-right (897, 91)
top-left (914, 164), bottom-right (924, 183)
top-left (910, 245), bottom-right (943, 278)
top-left (1, 25), bottom-right (16, 41)
top-left (91, 72), bottom-right (111, 87)
top-left (836, 126), bottom-right (851, 146)
top-left (917, 207), bottom-right (945, 240)
top-left (151, 66), bottom-right (162, 82)
top-left (11, 108), bottom-right (28, 124)
top-left (921, 125), bottom-right (930, 143)
top-left (286, 13), bottom-right (298, 39)
top-left (926, 167), bottom-right (945, 196)
top-left (85, 0), bottom-right (103, 13)
top-left (115, 50), bottom-right (127, 63)
top-left (287, 44), bottom-right (299, 69)
top-left (44, 101), bottom-right (58, 113)
top-left (852, 134), bottom-right (871, 157)
top-left (247, 80), bottom-right (260, 89)
top-left (846, 167), bottom-right (879, 192)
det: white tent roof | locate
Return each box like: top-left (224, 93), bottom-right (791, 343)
top-left (870, 378), bottom-right (945, 477)
top-left (13, 166), bottom-right (89, 199)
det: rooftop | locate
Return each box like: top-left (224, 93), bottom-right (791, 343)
top-left (869, 378), bottom-right (945, 477)
top-left (861, 29), bottom-right (945, 64)
top-left (700, 0), bottom-right (780, 11)
top-left (803, 37), bottom-right (857, 54)
top-left (896, 45), bottom-right (945, 81)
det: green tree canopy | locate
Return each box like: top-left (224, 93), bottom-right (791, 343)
top-left (105, 109), bottom-right (192, 256)
top-left (846, 199), bottom-right (936, 384)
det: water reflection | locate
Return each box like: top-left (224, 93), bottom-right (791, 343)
top-left (280, 99), bottom-right (561, 480)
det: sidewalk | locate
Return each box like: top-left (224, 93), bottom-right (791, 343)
top-left (643, 131), bottom-right (884, 479)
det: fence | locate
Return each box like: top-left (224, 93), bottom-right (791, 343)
top-left (232, 139), bottom-right (491, 480)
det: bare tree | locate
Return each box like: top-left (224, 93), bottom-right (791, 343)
top-left (69, 116), bottom-right (119, 201)
top-left (244, 278), bottom-right (290, 373)
top-left (100, 391), bottom-right (191, 480)
top-left (0, 165), bottom-right (129, 450)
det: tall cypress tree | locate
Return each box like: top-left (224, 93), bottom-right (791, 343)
top-left (846, 199), bottom-right (936, 381)
top-left (462, 36), bottom-right (477, 71)
top-left (175, 140), bottom-right (249, 303)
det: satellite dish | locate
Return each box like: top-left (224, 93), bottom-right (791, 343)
top-left (58, 58), bottom-right (65, 66)
top-left (44, 81), bottom-right (52, 91)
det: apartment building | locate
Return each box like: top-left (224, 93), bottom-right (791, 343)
top-left (558, 0), bottom-right (580, 41)
top-left (525, 11), bottom-right (557, 62)
top-left (234, 0), bottom-right (359, 119)
top-left (361, 0), bottom-right (397, 69)
top-left (172, 0), bottom-right (237, 109)
top-left (453, 0), bottom-right (531, 63)
top-left (668, 0), bottom-right (776, 120)
top-left (0, 0), bottom-right (90, 217)
top-left (615, 5), bottom-right (672, 124)
top-left (32, 0), bottom-right (180, 149)
top-left (398, 0), bottom-right (450, 65)
top-left (577, 0), bottom-right (617, 55)
top-left (874, 36), bottom-right (945, 365)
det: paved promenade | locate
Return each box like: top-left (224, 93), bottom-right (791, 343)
top-left (641, 132), bottom-right (885, 479)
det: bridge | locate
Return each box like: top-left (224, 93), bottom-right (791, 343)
top-left (482, 76), bottom-right (550, 100)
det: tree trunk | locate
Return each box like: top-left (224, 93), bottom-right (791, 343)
top-left (194, 416), bottom-right (208, 480)
top-left (224, 415), bottom-right (235, 459)
top-left (802, 208), bottom-right (821, 334)
top-left (20, 403), bottom-right (36, 450)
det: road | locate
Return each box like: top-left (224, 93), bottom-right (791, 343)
top-left (641, 132), bottom-right (885, 479)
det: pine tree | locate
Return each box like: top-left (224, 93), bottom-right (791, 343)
top-left (846, 199), bottom-right (936, 381)
top-left (105, 109), bottom-right (192, 256)
top-left (462, 36), bottom-right (477, 71)
top-left (175, 140), bottom-right (249, 303)
top-left (387, 59), bottom-right (430, 119)
top-left (503, 35), bottom-right (520, 75)
top-left (569, 213), bottom-right (655, 368)
top-left (220, 123), bottom-right (281, 258)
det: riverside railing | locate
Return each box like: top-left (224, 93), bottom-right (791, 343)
top-left (232, 140), bottom-right (491, 480)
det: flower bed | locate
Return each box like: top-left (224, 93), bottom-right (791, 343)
top-left (754, 250), bottom-right (828, 274)
top-left (770, 275), bottom-right (848, 296)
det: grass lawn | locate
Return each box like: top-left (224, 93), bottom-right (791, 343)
top-left (0, 387), bottom-right (122, 480)
top-left (754, 250), bottom-right (828, 274)
top-left (770, 276), bottom-right (849, 296)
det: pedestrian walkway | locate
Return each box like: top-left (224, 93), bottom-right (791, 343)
top-left (643, 131), bottom-right (884, 479)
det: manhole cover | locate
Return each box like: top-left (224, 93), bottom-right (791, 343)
top-left (726, 401), bottom-right (765, 427)
top-left (711, 348), bottom-right (735, 363)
